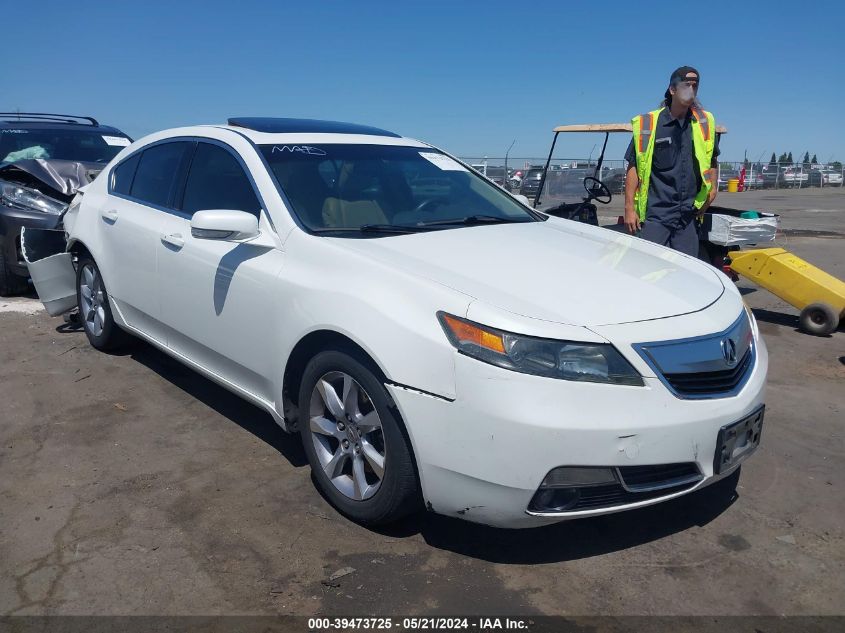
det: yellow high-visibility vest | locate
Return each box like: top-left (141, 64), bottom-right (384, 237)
top-left (631, 107), bottom-right (716, 221)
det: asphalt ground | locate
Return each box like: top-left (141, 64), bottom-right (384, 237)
top-left (1, 188), bottom-right (843, 616)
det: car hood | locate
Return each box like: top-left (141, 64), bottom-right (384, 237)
top-left (336, 219), bottom-right (725, 327)
top-left (0, 159), bottom-right (104, 200)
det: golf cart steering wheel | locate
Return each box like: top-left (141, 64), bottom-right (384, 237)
top-left (583, 176), bottom-right (612, 204)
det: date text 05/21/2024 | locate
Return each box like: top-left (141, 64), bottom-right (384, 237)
top-left (307, 617), bottom-right (530, 631)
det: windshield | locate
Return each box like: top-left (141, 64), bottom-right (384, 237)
top-left (0, 128), bottom-right (131, 164)
top-left (533, 168), bottom-right (591, 210)
top-left (535, 166), bottom-right (625, 211)
top-left (260, 144), bottom-right (537, 234)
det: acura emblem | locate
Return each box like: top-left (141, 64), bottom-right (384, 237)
top-left (721, 338), bottom-right (738, 366)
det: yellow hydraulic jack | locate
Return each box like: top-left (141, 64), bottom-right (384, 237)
top-left (729, 248), bottom-right (845, 336)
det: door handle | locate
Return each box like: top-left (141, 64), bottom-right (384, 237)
top-left (160, 233), bottom-right (185, 249)
top-left (101, 209), bottom-right (118, 222)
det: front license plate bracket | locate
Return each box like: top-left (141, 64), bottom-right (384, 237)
top-left (714, 405), bottom-right (764, 474)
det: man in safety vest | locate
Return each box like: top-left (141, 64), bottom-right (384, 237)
top-left (624, 66), bottom-right (720, 257)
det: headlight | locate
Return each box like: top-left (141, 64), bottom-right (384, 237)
top-left (0, 182), bottom-right (66, 215)
top-left (743, 303), bottom-right (759, 339)
top-left (437, 312), bottom-right (643, 386)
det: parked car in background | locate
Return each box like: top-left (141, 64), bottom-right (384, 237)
top-left (23, 117), bottom-right (766, 528)
top-left (823, 169), bottom-right (843, 186)
top-left (781, 168), bottom-right (808, 187)
top-left (0, 113), bottom-right (132, 295)
top-left (741, 170), bottom-right (765, 190)
top-left (717, 168), bottom-right (739, 191)
top-left (483, 166), bottom-right (508, 188)
top-left (811, 168), bottom-right (843, 187)
top-left (469, 165), bottom-right (512, 189)
top-left (761, 166), bottom-right (783, 189)
top-left (519, 167), bottom-right (544, 197)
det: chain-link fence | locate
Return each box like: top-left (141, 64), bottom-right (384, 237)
top-left (713, 162), bottom-right (844, 190)
top-left (458, 157), bottom-right (629, 195)
top-left (459, 157), bottom-right (845, 192)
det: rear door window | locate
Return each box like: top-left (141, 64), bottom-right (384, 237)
top-left (180, 142), bottom-right (261, 217)
top-left (111, 153), bottom-right (141, 195)
top-left (129, 142), bottom-right (190, 208)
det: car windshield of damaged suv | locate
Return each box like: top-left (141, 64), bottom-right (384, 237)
top-left (0, 128), bottom-right (131, 164)
top-left (260, 144), bottom-right (538, 235)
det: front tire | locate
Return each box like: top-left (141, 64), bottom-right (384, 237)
top-left (299, 350), bottom-right (420, 525)
top-left (76, 257), bottom-right (130, 350)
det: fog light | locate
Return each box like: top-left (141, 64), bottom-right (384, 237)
top-left (531, 488), bottom-right (581, 512)
top-left (540, 467), bottom-right (617, 488)
top-left (529, 467), bottom-right (620, 513)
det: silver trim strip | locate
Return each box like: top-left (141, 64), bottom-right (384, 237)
top-left (615, 465), bottom-right (703, 493)
top-left (525, 479), bottom-right (705, 517)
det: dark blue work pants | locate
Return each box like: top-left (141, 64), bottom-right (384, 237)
top-left (640, 216), bottom-right (699, 257)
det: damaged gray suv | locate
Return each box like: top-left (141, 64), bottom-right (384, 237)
top-left (0, 113), bottom-right (131, 295)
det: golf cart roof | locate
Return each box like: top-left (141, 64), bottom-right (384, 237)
top-left (552, 122), bottom-right (728, 133)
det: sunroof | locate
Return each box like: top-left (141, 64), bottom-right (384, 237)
top-left (227, 117), bottom-right (401, 138)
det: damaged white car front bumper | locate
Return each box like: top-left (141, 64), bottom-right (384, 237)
top-left (388, 311), bottom-right (767, 528)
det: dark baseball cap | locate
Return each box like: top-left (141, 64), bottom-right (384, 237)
top-left (665, 66), bottom-right (700, 99)
top-left (670, 66), bottom-right (700, 84)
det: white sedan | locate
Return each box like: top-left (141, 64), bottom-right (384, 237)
top-left (24, 118), bottom-right (767, 528)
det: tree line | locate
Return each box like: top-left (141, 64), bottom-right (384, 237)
top-left (728, 153), bottom-right (842, 171)
top-left (767, 151), bottom-right (828, 167)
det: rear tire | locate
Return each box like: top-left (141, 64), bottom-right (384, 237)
top-left (799, 302), bottom-right (839, 336)
top-left (76, 257), bottom-right (131, 350)
top-left (0, 248), bottom-right (30, 296)
top-left (299, 350), bottom-right (420, 525)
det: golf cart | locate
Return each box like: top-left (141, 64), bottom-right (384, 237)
top-left (528, 122), bottom-right (762, 271)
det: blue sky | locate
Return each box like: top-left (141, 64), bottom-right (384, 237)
top-left (4, 1), bottom-right (843, 163)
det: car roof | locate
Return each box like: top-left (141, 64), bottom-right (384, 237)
top-left (206, 117), bottom-right (427, 147)
top-left (228, 117), bottom-right (401, 137)
top-left (0, 119), bottom-right (128, 136)
top-left (122, 119), bottom-right (429, 150)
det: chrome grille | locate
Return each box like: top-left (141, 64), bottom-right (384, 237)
top-left (633, 311), bottom-right (755, 399)
top-left (664, 348), bottom-right (753, 396)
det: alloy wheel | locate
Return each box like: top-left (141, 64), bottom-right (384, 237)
top-left (308, 371), bottom-right (386, 501)
top-left (79, 264), bottom-right (106, 338)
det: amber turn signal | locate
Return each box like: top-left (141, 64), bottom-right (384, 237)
top-left (440, 313), bottom-right (506, 354)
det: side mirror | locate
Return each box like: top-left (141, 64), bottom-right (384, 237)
top-left (190, 209), bottom-right (259, 241)
top-left (512, 194), bottom-right (530, 206)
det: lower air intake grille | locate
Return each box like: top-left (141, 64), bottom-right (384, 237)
top-left (568, 484), bottom-right (680, 510)
top-left (528, 463), bottom-right (703, 513)
top-left (618, 462), bottom-right (702, 491)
